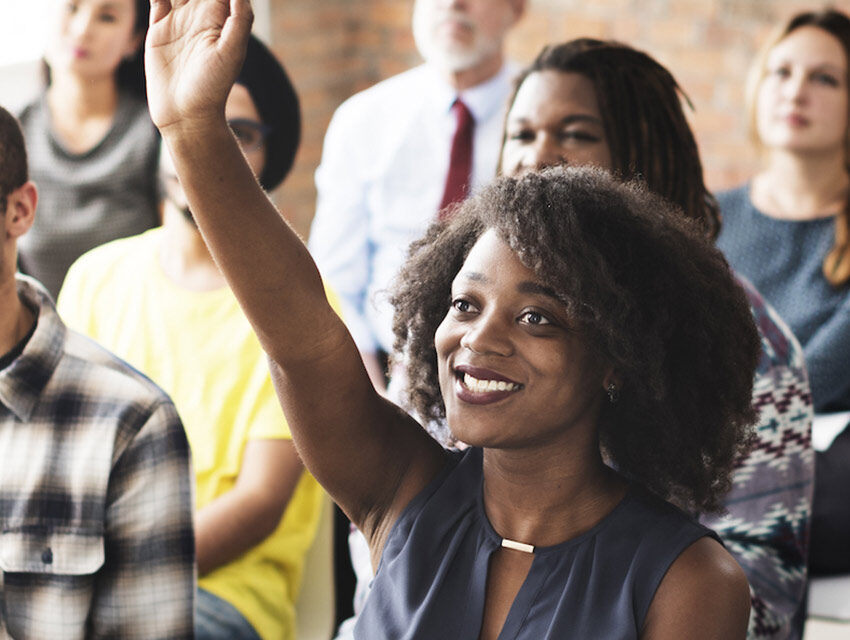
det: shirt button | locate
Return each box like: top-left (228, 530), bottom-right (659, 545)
top-left (41, 548), bottom-right (53, 564)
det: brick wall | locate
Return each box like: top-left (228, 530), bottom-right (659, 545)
top-left (268, 0), bottom-right (850, 238)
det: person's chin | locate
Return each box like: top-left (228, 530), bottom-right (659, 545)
top-left (432, 49), bottom-right (486, 73)
top-left (417, 34), bottom-right (489, 73)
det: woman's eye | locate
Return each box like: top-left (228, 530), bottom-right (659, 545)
top-left (452, 299), bottom-right (475, 314)
top-left (813, 72), bottom-right (840, 87)
top-left (770, 66), bottom-right (791, 79)
top-left (98, 12), bottom-right (117, 22)
top-left (520, 310), bottom-right (550, 326)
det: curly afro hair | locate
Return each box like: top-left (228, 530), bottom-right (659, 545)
top-left (391, 166), bottom-right (759, 513)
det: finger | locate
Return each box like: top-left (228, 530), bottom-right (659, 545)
top-left (226, 0), bottom-right (254, 37)
top-left (220, 0), bottom-right (254, 60)
top-left (231, 0), bottom-right (254, 22)
top-left (149, 0), bottom-right (172, 25)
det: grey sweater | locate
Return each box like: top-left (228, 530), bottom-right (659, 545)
top-left (17, 91), bottom-right (160, 299)
top-left (717, 184), bottom-right (850, 412)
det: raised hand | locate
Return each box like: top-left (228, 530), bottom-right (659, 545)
top-left (145, 0), bottom-right (253, 133)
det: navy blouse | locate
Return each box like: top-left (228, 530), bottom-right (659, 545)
top-left (355, 447), bottom-right (717, 639)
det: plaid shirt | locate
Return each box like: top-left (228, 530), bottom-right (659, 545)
top-left (0, 275), bottom-right (195, 639)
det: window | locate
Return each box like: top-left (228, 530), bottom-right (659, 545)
top-left (0, 1), bottom-right (51, 110)
top-left (0, 1), bottom-right (51, 66)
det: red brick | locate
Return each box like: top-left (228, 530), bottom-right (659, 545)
top-left (263, 0), bottom-right (850, 232)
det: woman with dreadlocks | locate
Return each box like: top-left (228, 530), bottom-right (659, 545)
top-left (146, 1), bottom-right (759, 637)
top-left (499, 38), bottom-right (814, 639)
top-left (715, 9), bottom-right (850, 579)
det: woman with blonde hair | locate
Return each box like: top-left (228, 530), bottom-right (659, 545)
top-left (716, 9), bottom-right (850, 575)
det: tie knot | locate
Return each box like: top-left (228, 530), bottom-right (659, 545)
top-left (452, 99), bottom-right (474, 128)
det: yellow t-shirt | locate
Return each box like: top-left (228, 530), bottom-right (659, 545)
top-left (59, 228), bottom-right (336, 640)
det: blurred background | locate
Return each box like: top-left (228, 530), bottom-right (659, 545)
top-left (3, 0), bottom-right (850, 238)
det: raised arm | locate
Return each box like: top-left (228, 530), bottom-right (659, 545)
top-left (144, 0), bottom-right (445, 541)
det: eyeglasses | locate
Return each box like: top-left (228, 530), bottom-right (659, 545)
top-left (228, 118), bottom-right (272, 152)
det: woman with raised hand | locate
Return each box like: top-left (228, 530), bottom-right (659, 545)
top-left (146, 1), bottom-right (757, 637)
top-left (499, 39), bottom-right (814, 639)
top-left (714, 9), bottom-right (850, 577)
top-left (17, 0), bottom-right (159, 298)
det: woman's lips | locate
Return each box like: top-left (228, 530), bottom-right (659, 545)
top-left (783, 113), bottom-right (810, 127)
top-left (453, 365), bottom-right (522, 405)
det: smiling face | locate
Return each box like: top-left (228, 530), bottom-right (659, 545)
top-left (434, 228), bottom-right (608, 449)
top-left (45, 0), bottom-right (141, 81)
top-left (500, 70), bottom-right (612, 177)
top-left (412, 0), bottom-right (522, 74)
top-left (756, 25), bottom-right (850, 156)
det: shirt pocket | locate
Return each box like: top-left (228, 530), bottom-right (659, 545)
top-left (0, 530), bottom-right (105, 639)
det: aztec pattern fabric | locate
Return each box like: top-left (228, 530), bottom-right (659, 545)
top-left (0, 275), bottom-right (195, 639)
top-left (701, 277), bottom-right (814, 640)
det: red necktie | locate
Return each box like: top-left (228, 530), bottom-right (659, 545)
top-left (438, 99), bottom-right (475, 218)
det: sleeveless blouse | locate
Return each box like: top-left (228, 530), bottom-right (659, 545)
top-left (355, 447), bottom-right (718, 639)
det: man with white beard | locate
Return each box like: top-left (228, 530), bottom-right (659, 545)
top-left (309, 0), bottom-right (526, 394)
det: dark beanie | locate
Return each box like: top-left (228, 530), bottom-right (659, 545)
top-left (236, 35), bottom-right (301, 192)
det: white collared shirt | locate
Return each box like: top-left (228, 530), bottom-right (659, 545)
top-left (309, 62), bottom-right (518, 354)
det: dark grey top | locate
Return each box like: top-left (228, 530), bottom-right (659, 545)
top-left (355, 447), bottom-right (716, 640)
top-left (717, 185), bottom-right (850, 412)
top-left (17, 91), bottom-right (160, 299)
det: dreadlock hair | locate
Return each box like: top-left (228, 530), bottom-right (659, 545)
top-left (746, 9), bottom-right (850, 287)
top-left (0, 105), bottom-right (28, 213)
top-left (391, 166), bottom-right (759, 513)
top-left (502, 38), bottom-right (721, 240)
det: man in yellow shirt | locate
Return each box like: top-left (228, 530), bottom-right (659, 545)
top-left (58, 35), bottom-right (331, 640)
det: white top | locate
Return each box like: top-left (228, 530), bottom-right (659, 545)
top-left (308, 62), bottom-right (518, 353)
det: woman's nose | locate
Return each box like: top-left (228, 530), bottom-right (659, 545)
top-left (781, 71), bottom-right (808, 102)
top-left (460, 312), bottom-right (513, 356)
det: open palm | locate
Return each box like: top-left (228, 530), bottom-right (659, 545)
top-left (145, 0), bottom-right (253, 132)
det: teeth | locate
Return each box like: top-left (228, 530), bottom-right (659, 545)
top-left (463, 373), bottom-right (519, 393)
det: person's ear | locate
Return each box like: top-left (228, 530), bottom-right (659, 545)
top-left (4, 181), bottom-right (38, 240)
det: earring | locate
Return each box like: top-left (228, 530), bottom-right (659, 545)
top-left (606, 382), bottom-right (619, 404)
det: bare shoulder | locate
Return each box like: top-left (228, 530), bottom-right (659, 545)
top-left (642, 536), bottom-right (750, 640)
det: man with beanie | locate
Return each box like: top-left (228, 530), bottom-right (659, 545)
top-left (57, 35), bottom-right (337, 640)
